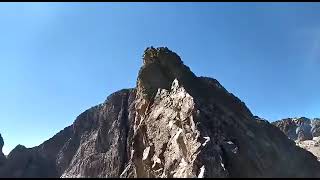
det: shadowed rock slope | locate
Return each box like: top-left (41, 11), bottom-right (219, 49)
top-left (0, 47), bottom-right (320, 178)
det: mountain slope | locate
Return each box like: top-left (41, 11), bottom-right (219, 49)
top-left (0, 47), bottom-right (320, 178)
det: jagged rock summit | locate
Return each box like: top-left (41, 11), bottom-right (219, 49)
top-left (1, 47), bottom-right (320, 178)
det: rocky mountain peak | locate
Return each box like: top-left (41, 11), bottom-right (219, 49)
top-left (137, 47), bottom-right (252, 120)
top-left (1, 47), bottom-right (320, 177)
top-left (137, 46), bottom-right (196, 101)
top-left (142, 47), bottom-right (181, 65)
top-left (128, 47), bottom-right (320, 177)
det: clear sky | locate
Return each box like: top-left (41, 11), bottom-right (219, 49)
top-left (0, 2), bottom-right (320, 155)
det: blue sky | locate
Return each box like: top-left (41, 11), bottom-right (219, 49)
top-left (0, 2), bottom-right (320, 154)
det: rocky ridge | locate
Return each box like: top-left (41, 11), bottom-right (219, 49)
top-left (0, 47), bottom-right (320, 178)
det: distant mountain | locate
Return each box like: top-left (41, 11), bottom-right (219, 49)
top-left (272, 117), bottom-right (320, 141)
top-left (272, 117), bottom-right (320, 161)
top-left (0, 47), bottom-right (320, 178)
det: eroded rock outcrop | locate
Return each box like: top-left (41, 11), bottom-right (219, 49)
top-left (1, 47), bottom-right (320, 178)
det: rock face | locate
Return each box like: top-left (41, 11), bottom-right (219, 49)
top-left (272, 117), bottom-right (320, 141)
top-left (1, 47), bottom-right (320, 178)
